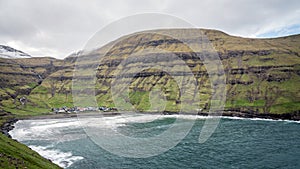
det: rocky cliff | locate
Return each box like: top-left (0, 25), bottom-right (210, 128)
top-left (1, 29), bottom-right (300, 119)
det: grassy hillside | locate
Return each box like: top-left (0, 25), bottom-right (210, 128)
top-left (0, 133), bottom-right (61, 169)
top-left (0, 29), bottom-right (300, 117)
top-left (0, 57), bottom-right (65, 168)
top-left (0, 111), bottom-right (61, 168)
top-left (68, 29), bottom-right (300, 116)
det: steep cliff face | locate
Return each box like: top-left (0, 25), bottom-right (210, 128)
top-left (1, 29), bottom-right (300, 118)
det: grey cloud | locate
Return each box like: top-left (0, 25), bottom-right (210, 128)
top-left (0, 0), bottom-right (299, 58)
top-left (164, 0), bottom-right (300, 36)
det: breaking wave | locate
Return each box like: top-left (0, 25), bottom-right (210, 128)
top-left (29, 145), bottom-right (83, 168)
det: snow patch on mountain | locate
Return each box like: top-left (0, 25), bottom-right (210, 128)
top-left (0, 45), bottom-right (32, 59)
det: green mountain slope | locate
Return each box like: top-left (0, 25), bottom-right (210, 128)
top-left (0, 132), bottom-right (61, 169)
top-left (1, 29), bottom-right (300, 118)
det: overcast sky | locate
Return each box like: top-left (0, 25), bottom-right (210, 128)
top-left (0, 0), bottom-right (299, 59)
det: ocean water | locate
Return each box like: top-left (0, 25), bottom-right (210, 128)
top-left (9, 114), bottom-right (300, 169)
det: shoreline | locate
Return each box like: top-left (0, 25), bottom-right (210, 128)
top-left (0, 117), bottom-right (18, 138)
top-left (9, 110), bottom-right (300, 121)
top-left (2, 110), bottom-right (300, 138)
top-left (0, 111), bottom-right (123, 138)
top-left (201, 110), bottom-right (300, 121)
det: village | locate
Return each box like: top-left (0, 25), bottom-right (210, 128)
top-left (51, 106), bottom-right (118, 114)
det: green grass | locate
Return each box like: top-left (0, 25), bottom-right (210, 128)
top-left (47, 94), bottom-right (73, 108)
top-left (0, 133), bottom-right (61, 169)
top-left (226, 99), bottom-right (265, 108)
top-left (1, 96), bottom-right (51, 116)
top-left (129, 91), bottom-right (151, 111)
top-left (31, 85), bottom-right (49, 94)
top-left (271, 102), bottom-right (300, 114)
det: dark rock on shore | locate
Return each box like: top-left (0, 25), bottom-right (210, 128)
top-left (0, 118), bottom-right (18, 138)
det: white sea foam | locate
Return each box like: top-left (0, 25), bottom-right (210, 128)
top-left (56, 113), bottom-right (300, 133)
top-left (78, 114), bottom-right (163, 129)
top-left (10, 114), bottom-right (300, 143)
top-left (221, 116), bottom-right (300, 123)
top-left (29, 145), bottom-right (84, 168)
top-left (95, 113), bottom-right (300, 125)
top-left (9, 118), bottom-right (86, 142)
top-left (133, 114), bottom-right (300, 124)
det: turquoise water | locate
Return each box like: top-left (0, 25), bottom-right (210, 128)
top-left (10, 115), bottom-right (300, 169)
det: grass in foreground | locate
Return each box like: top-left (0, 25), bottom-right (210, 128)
top-left (0, 110), bottom-right (61, 169)
top-left (0, 133), bottom-right (61, 169)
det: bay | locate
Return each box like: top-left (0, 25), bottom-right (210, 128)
top-left (10, 114), bottom-right (300, 169)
